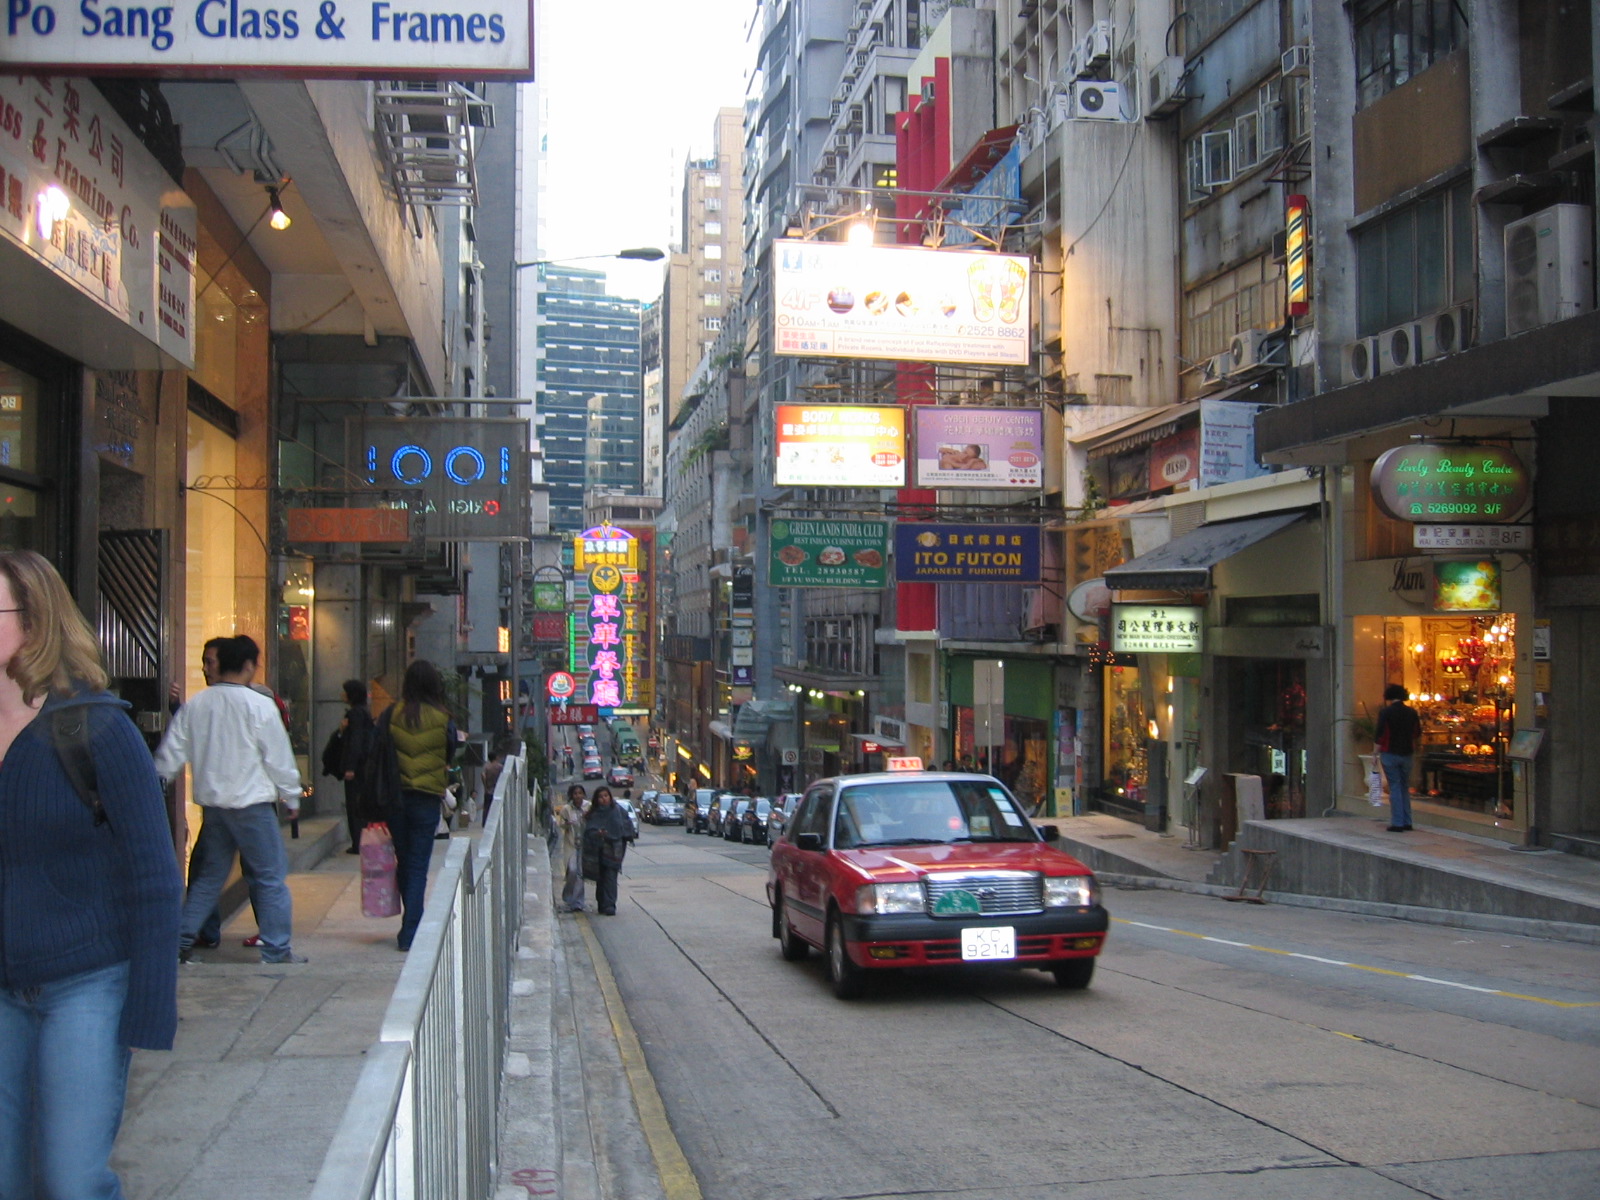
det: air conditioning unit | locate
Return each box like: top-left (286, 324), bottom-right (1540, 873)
top-left (1199, 350), bottom-right (1233, 386)
top-left (1504, 203), bottom-right (1595, 334)
top-left (1280, 44), bottom-right (1310, 77)
top-left (1073, 81), bottom-right (1126, 120)
top-left (1345, 337), bottom-right (1380, 383)
top-left (1064, 45), bottom-right (1085, 82)
top-left (1419, 303), bottom-right (1475, 358)
top-left (1377, 322), bottom-right (1422, 373)
top-left (1146, 56), bottom-right (1191, 119)
top-left (1228, 328), bottom-right (1278, 373)
top-left (1049, 90), bottom-right (1073, 130)
top-left (1079, 20), bottom-right (1113, 70)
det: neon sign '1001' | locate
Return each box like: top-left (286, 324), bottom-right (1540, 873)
top-left (366, 444), bottom-right (513, 487)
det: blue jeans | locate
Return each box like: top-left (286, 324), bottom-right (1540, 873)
top-left (0, 960), bottom-right (132, 1199)
top-left (187, 823), bottom-right (259, 944)
top-left (389, 790), bottom-right (444, 949)
top-left (180, 804), bottom-right (296, 961)
top-left (1380, 752), bottom-right (1414, 827)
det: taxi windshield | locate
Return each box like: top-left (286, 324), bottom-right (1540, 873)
top-left (833, 779), bottom-right (1038, 849)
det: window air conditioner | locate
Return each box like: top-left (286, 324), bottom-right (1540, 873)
top-left (1280, 44), bottom-right (1310, 77)
top-left (1228, 328), bottom-right (1278, 373)
top-left (1073, 81), bottom-right (1126, 120)
top-left (1344, 337), bottom-right (1380, 382)
top-left (1504, 203), bottom-right (1595, 334)
top-left (1146, 56), bottom-right (1190, 119)
top-left (1419, 304), bottom-right (1474, 358)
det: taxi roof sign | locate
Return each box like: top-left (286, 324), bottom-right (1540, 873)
top-left (885, 756), bottom-right (924, 772)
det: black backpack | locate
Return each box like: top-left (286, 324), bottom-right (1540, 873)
top-left (50, 708), bottom-right (107, 829)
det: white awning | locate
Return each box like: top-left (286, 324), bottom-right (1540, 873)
top-left (709, 720), bottom-right (734, 741)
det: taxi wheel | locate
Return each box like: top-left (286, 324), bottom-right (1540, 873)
top-left (826, 913), bottom-right (866, 999)
top-left (776, 896), bottom-right (809, 962)
top-left (1050, 959), bottom-right (1095, 990)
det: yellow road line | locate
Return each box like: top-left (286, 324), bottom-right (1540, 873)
top-left (1112, 917), bottom-right (1600, 1009)
top-left (577, 915), bottom-right (704, 1200)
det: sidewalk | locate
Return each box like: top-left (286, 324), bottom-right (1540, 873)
top-left (111, 817), bottom-right (435, 1199)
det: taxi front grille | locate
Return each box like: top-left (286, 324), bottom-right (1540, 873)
top-left (923, 873), bottom-right (1042, 916)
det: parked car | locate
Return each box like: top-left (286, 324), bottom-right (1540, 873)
top-left (608, 765), bottom-right (635, 788)
top-left (705, 793), bottom-right (740, 839)
top-left (740, 797), bottom-right (775, 845)
top-left (721, 798), bottom-right (753, 840)
top-left (644, 792), bottom-right (683, 824)
top-left (615, 798), bottom-right (640, 839)
top-left (766, 794), bottom-right (803, 844)
top-left (582, 756), bottom-right (604, 780)
top-left (766, 771), bottom-right (1108, 999)
top-left (637, 790), bottom-right (659, 821)
top-left (685, 788), bottom-right (718, 834)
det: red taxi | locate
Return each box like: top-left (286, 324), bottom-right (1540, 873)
top-left (766, 766), bottom-right (1107, 999)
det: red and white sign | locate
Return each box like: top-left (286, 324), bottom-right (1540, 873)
top-left (546, 671), bottom-right (576, 700)
top-left (1149, 428), bottom-right (1199, 492)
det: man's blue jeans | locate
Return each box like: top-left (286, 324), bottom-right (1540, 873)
top-left (1379, 752), bottom-right (1415, 827)
top-left (0, 960), bottom-right (132, 1199)
top-left (180, 804), bottom-right (296, 961)
top-left (389, 789), bottom-right (444, 949)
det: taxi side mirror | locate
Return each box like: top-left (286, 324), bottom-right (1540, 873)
top-left (796, 832), bottom-right (824, 852)
top-left (1040, 825), bottom-right (1061, 843)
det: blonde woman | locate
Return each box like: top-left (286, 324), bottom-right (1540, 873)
top-left (0, 550), bottom-right (181, 1199)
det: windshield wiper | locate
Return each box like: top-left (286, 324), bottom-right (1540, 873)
top-left (849, 838), bottom-right (949, 848)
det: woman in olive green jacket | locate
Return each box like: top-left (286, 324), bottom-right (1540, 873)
top-left (384, 660), bottom-right (457, 950)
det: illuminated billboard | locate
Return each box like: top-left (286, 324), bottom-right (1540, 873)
top-left (772, 240), bottom-right (1030, 366)
top-left (912, 407), bottom-right (1043, 489)
top-left (360, 417), bottom-right (528, 542)
top-left (774, 404), bottom-right (906, 488)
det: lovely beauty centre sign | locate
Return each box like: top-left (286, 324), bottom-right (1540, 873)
top-left (2, 0), bottom-right (532, 77)
top-left (1370, 443), bottom-right (1530, 523)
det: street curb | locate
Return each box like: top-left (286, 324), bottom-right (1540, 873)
top-left (1097, 872), bottom-right (1600, 945)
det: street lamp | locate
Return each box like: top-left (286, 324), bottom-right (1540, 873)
top-left (513, 246), bottom-right (665, 269)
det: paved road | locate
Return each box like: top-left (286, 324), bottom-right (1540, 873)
top-left (584, 816), bottom-right (1600, 1200)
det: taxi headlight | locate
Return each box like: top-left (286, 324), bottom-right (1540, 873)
top-left (854, 882), bottom-right (926, 915)
top-left (1043, 875), bottom-right (1097, 908)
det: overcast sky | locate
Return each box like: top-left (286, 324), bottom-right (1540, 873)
top-left (538, 0), bottom-right (754, 301)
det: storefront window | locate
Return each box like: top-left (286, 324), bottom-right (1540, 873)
top-left (0, 357), bottom-right (49, 552)
top-left (1102, 665), bottom-right (1148, 815)
top-left (276, 566), bottom-right (314, 759)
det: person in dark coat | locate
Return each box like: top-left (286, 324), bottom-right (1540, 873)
top-left (582, 786), bottom-right (634, 916)
top-left (337, 679), bottom-right (376, 854)
top-left (0, 550), bottom-right (182, 1199)
top-left (1375, 683), bottom-right (1423, 831)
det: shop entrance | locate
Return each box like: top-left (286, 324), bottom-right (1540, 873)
top-left (1226, 658), bottom-right (1308, 820)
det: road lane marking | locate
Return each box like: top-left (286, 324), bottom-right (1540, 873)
top-left (577, 915), bottom-right (704, 1200)
top-left (1113, 917), bottom-right (1600, 1009)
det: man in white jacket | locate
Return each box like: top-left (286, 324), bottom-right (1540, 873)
top-left (155, 636), bottom-right (307, 963)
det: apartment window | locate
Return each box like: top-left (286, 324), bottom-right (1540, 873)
top-left (705, 196), bottom-right (722, 212)
top-left (703, 173), bottom-right (722, 188)
top-left (704, 292), bottom-right (723, 307)
top-left (1355, 178), bottom-right (1474, 334)
top-left (704, 244), bottom-right (722, 260)
top-left (704, 268), bottom-right (721, 283)
top-left (704, 221), bottom-right (722, 236)
top-left (1184, 254), bottom-right (1286, 363)
top-left (1354, 0), bottom-right (1466, 107)
top-left (704, 317), bottom-right (723, 331)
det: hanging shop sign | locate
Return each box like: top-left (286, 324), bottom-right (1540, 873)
top-left (1199, 399), bottom-right (1269, 487)
top-left (550, 704), bottom-right (600, 726)
top-left (774, 404), bottom-right (905, 488)
top-left (771, 240), bottom-right (1030, 366)
top-left (770, 519), bottom-right (890, 588)
top-left (912, 406), bottom-right (1043, 489)
top-left (0, 76), bottom-right (196, 369)
top-left (529, 613), bottom-right (566, 643)
top-left (893, 524), bottom-right (1041, 583)
top-left (1111, 604), bottom-right (1205, 653)
top-left (1370, 444), bottom-right (1531, 524)
top-left (1285, 194), bottom-right (1311, 317)
top-left (1434, 559), bottom-right (1502, 613)
top-left (531, 580), bottom-right (565, 611)
top-left (1413, 525), bottom-right (1532, 551)
top-left (1148, 427), bottom-right (1200, 492)
top-left (285, 506), bottom-right (410, 543)
top-left (545, 671), bottom-right (576, 700)
top-left (574, 525), bottom-right (636, 571)
top-left (361, 417), bottom-right (528, 541)
top-left (2, 0), bottom-right (533, 79)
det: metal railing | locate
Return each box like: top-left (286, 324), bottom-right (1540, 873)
top-left (310, 754), bottom-right (533, 1200)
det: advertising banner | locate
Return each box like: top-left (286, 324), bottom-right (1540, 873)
top-left (1371, 444), bottom-right (1531, 523)
top-left (912, 406), bottom-right (1043, 489)
top-left (358, 417), bottom-right (528, 541)
top-left (1148, 427), bottom-right (1199, 492)
top-left (774, 404), bottom-right (905, 488)
top-left (770, 519), bottom-right (889, 588)
top-left (2, 0), bottom-right (534, 78)
top-left (1434, 559), bottom-right (1502, 612)
top-left (893, 524), bottom-right (1040, 583)
top-left (772, 240), bottom-right (1030, 366)
top-left (1199, 400), bottom-right (1267, 488)
top-left (1111, 604), bottom-right (1204, 653)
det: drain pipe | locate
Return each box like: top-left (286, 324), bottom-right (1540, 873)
top-left (1321, 463), bottom-right (1347, 817)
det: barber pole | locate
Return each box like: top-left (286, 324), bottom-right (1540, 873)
top-left (1286, 194), bottom-right (1310, 317)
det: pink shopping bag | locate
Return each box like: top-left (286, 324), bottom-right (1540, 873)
top-left (360, 823), bottom-right (401, 918)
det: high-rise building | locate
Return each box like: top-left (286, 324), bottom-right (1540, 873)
top-left (536, 265), bottom-right (643, 532)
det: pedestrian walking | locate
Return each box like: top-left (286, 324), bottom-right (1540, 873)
top-left (380, 660), bottom-right (458, 951)
top-left (0, 550), bottom-right (183, 1200)
top-left (1375, 683), bottom-right (1423, 832)
top-left (336, 679), bottom-right (376, 854)
top-left (582, 785), bottom-right (634, 916)
top-left (558, 783), bottom-right (588, 912)
top-left (155, 636), bottom-right (307, 964)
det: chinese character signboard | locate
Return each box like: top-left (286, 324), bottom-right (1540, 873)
top-left (912, 407), bottom-right (1043, 489)
top-left (359, 417), bottom-right (527, 541)
top-left (2, 0), bottom-right (533, 78)
top-left (1413, 525), bottom-right (1532, 551)
top-left (1199, 399), bottom-right (1268, 488)
top-left (1370, 444), bottom-right (1531, 523)
top-left (770, 519), bottom-right (889, 588)
top-left (1111, 604), bottom-right (1204, 653)
top-left (774, 404), bottom-right (905, 488)
top-left (574, 525), bottom-right (637, 571)
top-left (285, 507), bottom-right (411, 543)
top-left (550, 704), bottom-right (600, 726)
top-left (893, 524), bottom-right (1041, 583)
top-left (772, 240), bottom-right (1030, 366)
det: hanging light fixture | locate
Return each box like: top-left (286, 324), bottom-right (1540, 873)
top-left (266, 185), bottom-right (291, 231)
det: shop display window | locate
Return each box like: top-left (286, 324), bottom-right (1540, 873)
top-left (1378, 613), bottom-right (1517, 816)
top-left (1101, 665), bottom-right (1148, 816)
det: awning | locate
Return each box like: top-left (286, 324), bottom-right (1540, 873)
top-left (733, 698), bottom-right (794, 738)
top-left (1072, 402), bottom-right (1199, 460)
top-left (852, 732), bottom-right (906, 749)
top-left (1104, 509), bottom-right (1311, 591)
top-left (708, 720), bottom-right (734, 742)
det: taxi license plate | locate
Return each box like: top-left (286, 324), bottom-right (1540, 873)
top-left (960, 926), bottom-right (1016, 961)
